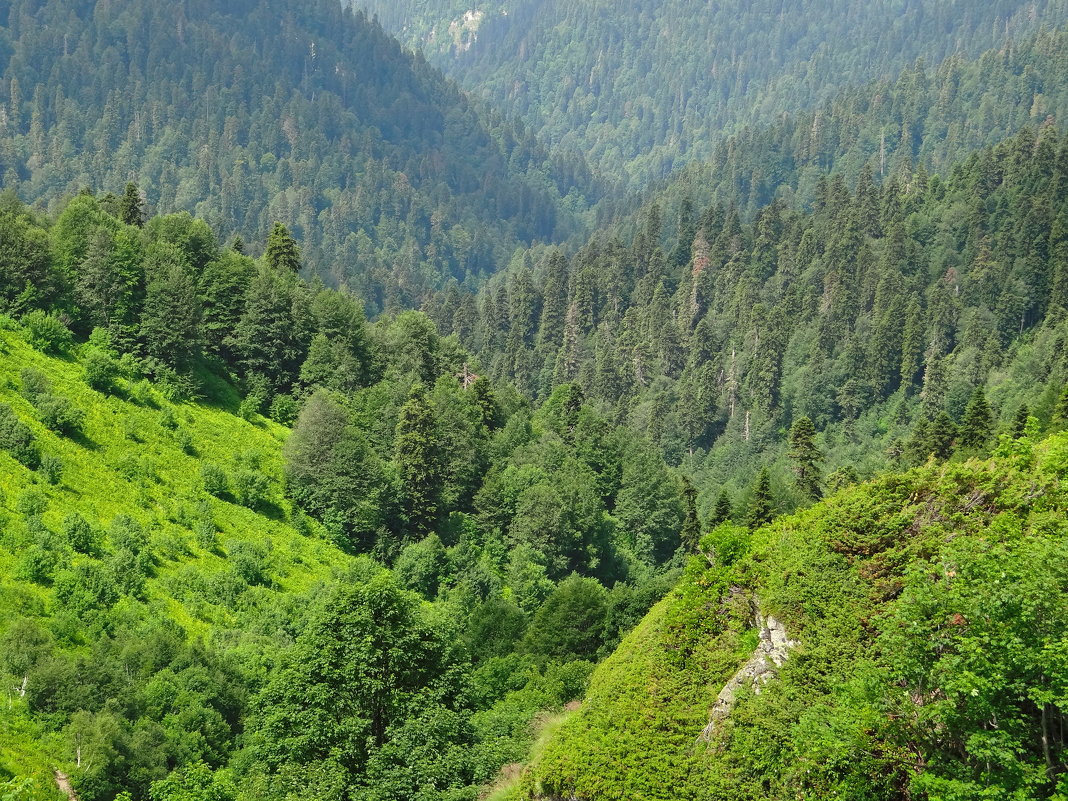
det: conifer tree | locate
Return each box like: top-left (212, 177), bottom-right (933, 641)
top-left (264, 222), bottom-right (301, 273)
top-left (788, 416), bottom-right (823, 499)
top-left (680, 477), bottom-right (700, 554)
top-left (394, 383), bottom-right (443, 539)
top-left (1012, 405), bottom-right (1031, 439)
top-left (927, 411), bottom-right (958, 460)
top-left (119, 182), bottom-right (145, 227)
top-left (959, 387), bottom-right (993, 451)
top-left (746, 467), bottom-right (774, 530)
top-left (709, 488), bottom-right (732, 526)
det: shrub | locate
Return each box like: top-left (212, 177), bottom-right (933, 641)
top-left (238, 393), bottom-right (264, 421)
top-left (19, 367), bottom-right (51, 402)
top-left (159, 407), bottom-right (178, 430)
top-left (108, 514), bottom-right (148, 554)
top-left (35, 394), bottom-right (85, 437)
top-left (269, 393), bottom-right (299, 425)
top-left (16, 545), bottom-right (56, 584)
top-left (227, 540), bottom-right (268, 585)
top-left (61, 513), bottom-right (97, 555)
top-left (176, 428), bottom-right (196, 455)
top-left (83, 348), bottom-right (118, 393)
top-left (22, 310), bottom-right (72, 353)
top-left (15, 488), bottom-right (47, 517)
top-left (232, 468), bottom-right (270, 511)
top-left (39, 452), bottom-right (64, 485)
top-left (0, 403), bottom-right (39, 468)
top-left (201, 463), bottom-right (229, 497)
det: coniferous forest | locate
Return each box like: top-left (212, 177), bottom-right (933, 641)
top-left (2, 1), bottom-right (1068, 800)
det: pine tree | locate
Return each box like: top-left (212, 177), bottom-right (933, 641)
top-left (788, 416), bottom-right (823, 500)
top-left (394, 384), bottom-right (443, 539)
top-left (1012, 405), bottom-right (1031, 439)
top-left (119, 182), bottom-right (144, 227)
top-left (959, 387), bottom-right (993, 451)
top-left (746, 467), bottom-right (774, 530)
top-left (680, 477), bottom-right (700, 554)
top-left (265, 222), bottom-right (302, 273)
top-left (927, 411), bottom-right (958, 460)
top-left (709, 489), bottom-right (732, 526)
top-left (470, 376), bottom-right (499, 430)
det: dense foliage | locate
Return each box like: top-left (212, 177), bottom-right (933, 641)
top-left (428, 122), bottom-right (1068, 525)
top-left (518, 429), bottom-right (1068, 799)
top-left (355, 0), bottom-right (1068, 189)
top-left (0, 0), bottom-right (579, 306)
top-left (0, 193), bottom-right (684, 801)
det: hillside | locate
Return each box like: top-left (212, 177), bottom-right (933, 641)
top-left (425, 122), bottom-right (1068, 525)
top-left (514, 428), bottom-right (1068, 799)
top-left (0, 193), bottom-right (693, 801)
top-left (0, 0), bottom-right (581, 306)
top-left (353, 0), bottom-right (1068, 189)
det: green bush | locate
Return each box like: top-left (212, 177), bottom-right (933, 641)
top-left (269, 393), bottom-right (299, 425)
top-left (19, 366), bottom-right (51, 401)
top-left (22, 310), bottom-right (72, 354)
top-left (39, 452), bottom-right (64, 485)
top-left (232, 468), bottom-right (269, 511)
top-left (200, 463), bottom-right (229, 497)
top-left (61, 513), bottom-right (98, 555)
top-left (0, 402), bottom-right (39, 468)
top-left (83, 348), bottom-right (119, 393)
top-left (35, 394), bottom-right (85, 436)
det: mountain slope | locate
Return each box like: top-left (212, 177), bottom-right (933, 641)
top-left (355, 0), bottom-right (1068, 189)
top-left (515, 430), bottom-right (1068, 799)
top-left (0, 0), bottom-right (577, 305)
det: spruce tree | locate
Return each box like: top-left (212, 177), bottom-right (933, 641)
top-left (709, 488), bottom-right (732, 526)
top-left (119, 182), bottom-right (145, 227)
top-left (959, 387), bottom-right (993, 451)
top-left (927, 411), bottom-right (958, 460)
top-left (746, 468), bottom-right (774, 530)
top-left (788, 416), bottom-right (823, 499)
top-left (264, 222), bottom-right (302, 273)
top-left (680, 477), bottom-right (700, 554)
top-left (394, 384), bottom-right (443, 539)
top-left (1012, 405), bottom-right (1031, 439)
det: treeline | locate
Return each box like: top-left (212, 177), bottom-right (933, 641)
top-left (0, 184), bottom-right (691, 800)
top-left (359, 0), bottom-right (1068, 190)
top-left (424, 123), bottom-right (1068, 516)
top-left (638, 26), bottom-right (1068, 221)
top-left (0, 0), bottom-right (581, 308)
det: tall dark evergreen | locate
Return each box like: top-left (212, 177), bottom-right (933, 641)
top-left (787, 416), bottom-right (823, 500)
top-left (394, 384), bottom-right (443, 539)
top-left (746, 468), bottom-right (774, 530)
top-left (959, 387), bottom-right (994, 451)
top-left (264, 222), bottom-right (302, 275)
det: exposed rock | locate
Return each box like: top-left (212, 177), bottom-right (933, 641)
top-left (699, 609), bottom-right (798, 741)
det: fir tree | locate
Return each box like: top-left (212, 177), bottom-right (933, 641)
top-left (264, 222), bottom-right (302, 273)
top-left (394, 383), bottom-right (443, 539)
top-left (746, 467), bottom-right (774, 530)
top-left (709, 488), bottom-right (732, 526)
top-left (119, 182), bottom-right (145, 227)
top-left (1012, 405), bottom-right (1031, 439)
top-left (680, 477), bottom-right (700, 554)
top-left (788, 416), bottom-right (823, 500)
top-left (927, 411), bottom-right (958, 460)
top-left (959, 387), bottom-right (993, 451)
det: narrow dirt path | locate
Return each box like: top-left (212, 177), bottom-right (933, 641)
top-left (53, 769), bottom-right (77, 801)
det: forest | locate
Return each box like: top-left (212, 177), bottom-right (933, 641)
top-left (2, 0), bottom-right (1068, 799)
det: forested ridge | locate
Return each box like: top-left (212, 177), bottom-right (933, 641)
top-left (0, 0), bottom-right (584, 308)
top-left (3, 0), bottom-right (1068, 799)
top-left (426, 121), bottom-right (1068, 521)
top-left (354, 0), bottom-right (1068, 189)
top-left (0, 191), bottom-right (689, 801)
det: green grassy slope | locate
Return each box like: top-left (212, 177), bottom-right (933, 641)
top-left (0, 327), bottom-right (356, 799)
top-left (516, 432), bottom-right (1068, 799)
